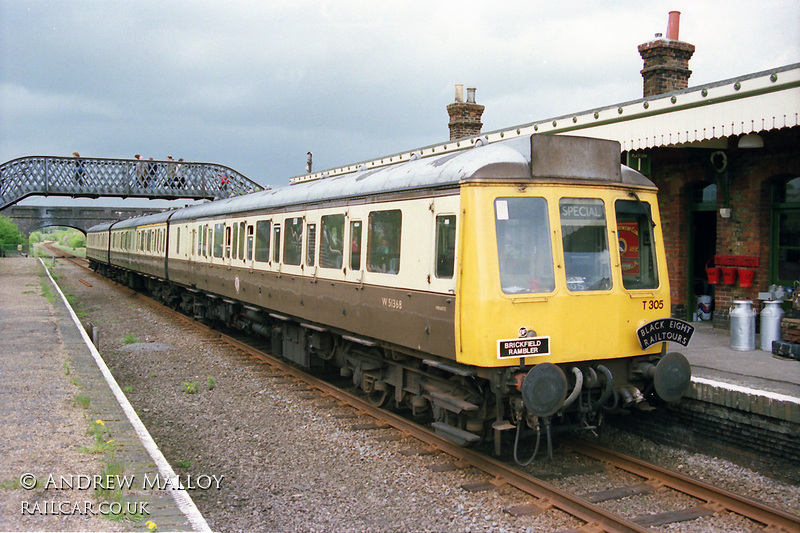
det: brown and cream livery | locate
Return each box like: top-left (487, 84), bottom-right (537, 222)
top-left (87, 135), bottom-right (691, 460)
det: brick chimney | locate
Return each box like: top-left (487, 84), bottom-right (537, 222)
top-left (638, 11), bottom-right (695, 97)
top-left (447, 84), bottom-right (484, 140)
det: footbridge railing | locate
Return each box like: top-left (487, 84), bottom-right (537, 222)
top-left (0, 156), bottom-right (266, 210)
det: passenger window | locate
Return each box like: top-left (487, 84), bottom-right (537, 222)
top-left (272, 225), bottom-right (281, 263)
top-left (616, 199), bottom-right (659, 289)
top-left (283, 217), bottom-right (303, 265)
top-left (238, 222), bottom-right (246, 260)
top-left (255, 220), bottom-right (271, 262)
top-left (246, 225), bottom-right (254, 261)
top-left (435, 215), bottom-right (456, 279)
top-left (213, 223), bottom-right (224, 258)
top-left (306, 223), bottom-right (316, 267)
top-left (350, 221), bottom-right (362, 271)
top-left (495, 198), bottom-right (554, 293)
top-left (176, 227), bottom-right (180, 255)
top-left (320, 214), bottom-right (344, 269)
top-left (232, 223), bottom-right (238, 259)
top-left (367, 210), bottom-right (401, 274)
top-left (559, 198), bottom-right (612, 291)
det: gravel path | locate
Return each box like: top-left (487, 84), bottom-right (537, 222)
top-left (49, 255), bottom-right (800, 533)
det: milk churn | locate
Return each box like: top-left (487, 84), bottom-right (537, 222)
top-left (760, 300), bottom-right (784, 351)
top-left (730, 300), bottom-right (756, 351)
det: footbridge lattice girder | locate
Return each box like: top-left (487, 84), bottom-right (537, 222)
top-left (0, 155), bottom-right (265, 210)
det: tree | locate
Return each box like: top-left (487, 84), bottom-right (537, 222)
top-left (0, 216), bottom-right (24, 247)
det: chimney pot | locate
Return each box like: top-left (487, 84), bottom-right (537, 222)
top-left (454, 84), bottom-right (464, 103)
top-left (466, 87), bottom-right (477, 104)
top-left (655, 32), bottom-right (663, 39)
top-left (666, 11), bottom-right (681, 40)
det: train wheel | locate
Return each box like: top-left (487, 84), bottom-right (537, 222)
top-left (364, 377), bottom-right (391, 407)
top-left (366, 387), bottom-right (389, 407)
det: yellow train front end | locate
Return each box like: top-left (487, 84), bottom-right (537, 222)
top-left (457, 183), bottom-right (670, 368)
top-left (454, 137), bottom-right (690, 455)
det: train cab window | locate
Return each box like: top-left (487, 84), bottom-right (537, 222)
top-left (306, 223), bottom-right (317, 267)
top-left (350, 221), bottom-right (362, 271)
top-left (435, 215), bottom-right (456, 279)
top-left (495, 198), bottom-right (554, 293)
top-left (272, 225), bottom-right (281, 263)
top-left (367, 210), bottom-right (401, 274)
top-left (213, 224), bottom-right (224, 258)
top-left (320, 215), bottom-right (344, 269)
top-left (559, 198), bottom-right (612, 291)
top-left (616, 199), bottom-right (659, 289)
top-left (246, 225), bottom-right (254, 261)
top-left (283, 217), bottom-right (303, 265)
top-left (238, 222), bottom-right (246, 261)
top-left (255, 220), bottom-right (271, 262)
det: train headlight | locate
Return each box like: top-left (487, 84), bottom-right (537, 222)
top-left (520, 363), bottom-right (568, 417)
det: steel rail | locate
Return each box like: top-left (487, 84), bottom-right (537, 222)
top-left (41, 242), bottom-right (91, 269)
top-left (65, 257), bottom-right (646, 532)
top-left (565, 439), bottom-right (800, 532)
top-left (204, 331), bottom-right (648, 533)
top-left (61, 251), bottom-right (796, 532)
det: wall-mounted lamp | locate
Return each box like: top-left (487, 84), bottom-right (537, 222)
top-left (737, 133), bottom-right (764, 149)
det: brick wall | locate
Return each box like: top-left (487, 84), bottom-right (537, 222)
top-left (643, 127), bottom-right (800, 326)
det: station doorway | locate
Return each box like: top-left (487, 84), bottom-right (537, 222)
top-left (688, 183), bottom-right (717, 321)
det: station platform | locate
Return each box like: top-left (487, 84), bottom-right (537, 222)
top-left (680, 321), bottom-right (800, 423)
top-left (0, 257), bottom-right (209, 532)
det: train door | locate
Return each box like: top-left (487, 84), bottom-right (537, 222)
top-left (245, 223), bottom-right (255, 269)
top-left (272, 223), bottom-right (282, 272)
top-left (225, 224), bottom-right (233, 266)
top-left (231, 221), bottom-right (239, 266)
top-left (347, 219), bottom-right (363, 282)
top-left (433, 213), bottom-right (457, 283)
top-left (305, 221), bottom-right (317, 275)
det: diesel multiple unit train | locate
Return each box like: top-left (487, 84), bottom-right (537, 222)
top-left (87, 134), bottom-right (691, 460)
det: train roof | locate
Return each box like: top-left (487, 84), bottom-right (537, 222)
top-left (88, 135), bottom-right (655, 232)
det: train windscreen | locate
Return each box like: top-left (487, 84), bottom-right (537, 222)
top-left (559, 198), bottom-right (612, 292)
top-left (495, 197), bottom-right (555, 294)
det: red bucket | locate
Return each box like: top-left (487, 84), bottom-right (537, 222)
top-left (722, 267), bottom-right (738, 285)
top-left (738, 268), bottom-right (754, 287)
top-left (706, 267), bottom-right (721, 284)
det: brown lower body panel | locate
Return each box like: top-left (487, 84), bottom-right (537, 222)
top-left (169, 260), bottom-right (457, 360)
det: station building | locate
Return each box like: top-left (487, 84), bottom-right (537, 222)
top-left (446, 12), bottom-right (799, 331)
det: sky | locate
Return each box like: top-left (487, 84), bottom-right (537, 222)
top-left (1, 0), bottom-right (799, 193)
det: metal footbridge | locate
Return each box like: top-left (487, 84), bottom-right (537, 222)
top-left (0, 155), bottom-right (266, 210)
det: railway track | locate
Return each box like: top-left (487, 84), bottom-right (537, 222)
top-left (56, 248), bottom-right (800, 532)
top-left (40, 242), bottom-right (91, 268)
